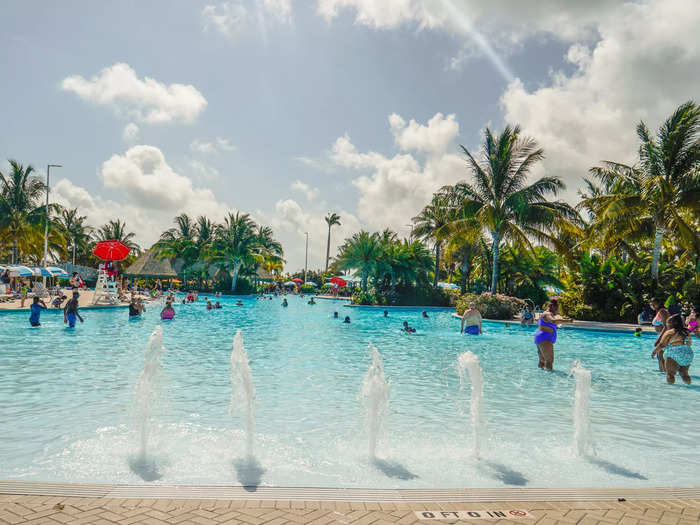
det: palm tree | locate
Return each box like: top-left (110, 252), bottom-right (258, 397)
top-left (443, 125), bottom-right (577, 293)
top-left (207, 212), bottom-right (261, 291)
top-left (155, 213), bottom-right (199, 267)
top-left (324, 212), bottom-right (341, 272)
top-left (413, 195), bottom-right (451, 287)
top-left (95, 219), bottom-right (141, 254)
top-left (0, 160), bottom-right (50, 263)
top-left (334, 230), bottom-right (382, 292)
top-left (583, 101), bottom-right (700, 281)
top-left (56, 207), bottom-right (93, 265)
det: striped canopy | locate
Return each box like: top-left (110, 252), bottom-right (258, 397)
top-left (6, 265), bottom-right (34, 277)
top-left (33, 266), bottom-right (70, 278)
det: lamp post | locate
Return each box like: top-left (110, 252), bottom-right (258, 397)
top-left (304, 232), bottom-right (309, 284)
top-left (43, 164), bottom-right (62, 285)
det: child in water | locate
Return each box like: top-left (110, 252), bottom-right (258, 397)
top-left (403, 321), bottom-right (416, 333)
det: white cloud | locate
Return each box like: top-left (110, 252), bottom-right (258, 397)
top-left (294, 155), bottom-right (335, 173)
top-left (188, 159), bottom-right (222, 182)
top-left (190, 137), bottom-right (236, 154)
top-left (264, 0), bottom-right (293, 22)
top-left (122, 123), bottom-right (139, 143)
top-left (500, 0), bottom-right (700, 199)
top-left (61, 63), bottom-right (207, 124)
top-left (329, 113), bottom-right (463, 234)
top-left (202, 2), bottom-right (248, 37)
top-left (52, 146), bottom-right (231, 251)
top-left (262, 199), bottom-right (362, 271)
top-left (291, 179), bottom-right (320, 200)
top-left (389, 112), bottom-right (458, 155)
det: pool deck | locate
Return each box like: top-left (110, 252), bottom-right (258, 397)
top-left (0, 484), bottom-right (699, 525)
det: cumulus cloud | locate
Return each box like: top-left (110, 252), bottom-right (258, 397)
top-left (290, 180), bottom-right (320, 200)
top-left (188, 159), bottom-right (222, 182)
top-left (202, 2), bottom-right (248, 37)
top-left (329, 113), bottom-right (463, 234)
top-left (52, 146), bottom-right (230, 250)
top-left (122, 123), bottom-right (139, 143)
top-left (190, 137), bottom-right (236, 154)
top-left (264, 0), bottom-right (293, 22)
top-left (500, 0), bottom-right (700, 199)
top-left (61, 63), bottom-right (207, 124)
top-left (262, 199), bottom-right (362, 271)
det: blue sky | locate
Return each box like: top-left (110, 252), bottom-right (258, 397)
top-left (1, 0), bottom-right (698, 269)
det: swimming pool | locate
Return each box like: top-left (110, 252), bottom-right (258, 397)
top-left (1, 295), bottom-right (698, 488)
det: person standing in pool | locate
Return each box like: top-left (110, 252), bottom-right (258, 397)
top-left (161, 301), bottom-right (175, 320)
top-left (653, 314), bottom-right (693, 384)
top-left (650, 297), bottom-right (670, 370)
top-left (29, 296), bottom-right (47, 327)
top-left (534, 298), bottom-right (563, 370)
top-left (460, 303), bottom-right (482, 335)
top-left (63, 291), bottom-right (84, 328)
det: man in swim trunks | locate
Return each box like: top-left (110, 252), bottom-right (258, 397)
top-left (63, 291), bottom-right (84, 328)
top-left (650, 297), bottom-right (670, 371)
top-left (460, 303), bottom-right (482, 335)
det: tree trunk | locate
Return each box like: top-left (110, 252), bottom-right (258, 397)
top-left (12, 238), bottom-right (18, 264)
top-left (433, 242), bottom-right (441, 287)
top-left (460, 258), bottom-right (469, 294)
top-left (325, 225), bottom-right (332, 272)
top-left (651, 227), bottom-right (663, 281)
top-left (362, 271), bottom-right (368, 293)
top-left (490, 231), bottom-right (500, 293)
top-left (231, 260), bottom-right (242, 291)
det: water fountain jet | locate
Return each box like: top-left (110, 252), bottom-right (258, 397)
top-left (360, 344), bottom-right (390, 459)
top-left (133, 326), bottom-right (165, 462)
top-left (230, 330), bottom-right (256, 458)
top-left (455, 351), bottom-right (484, 458)
top-left (570, 360), bottom-right (592, 456)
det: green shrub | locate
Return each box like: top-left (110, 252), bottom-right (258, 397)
top-left (456, 292), bottom-right (525, 320)
top-left (300, 284), bottom-right (316, 294)
top-left (352, 287), bottom-right (377, 305)
top-left (215, 276), bottom-right (256, 295)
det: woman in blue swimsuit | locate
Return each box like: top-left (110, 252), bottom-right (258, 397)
top-left (653, 314), bottom-right (693, 384)
top-left (534, 298), bottom-right (561, 370)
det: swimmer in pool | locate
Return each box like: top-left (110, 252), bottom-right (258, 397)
top-left (343, 316), bottom-right (350, 323)
top-left (161, 301), bottom-right (175, 320)
top-left (282, 298), bottom-right (288, 307)
top-left (460, 303), bottom-right (482, 335)
top-left (403, 321), bottom-right (416, 333)
top-left (422, 311), bottom-right (429, 318)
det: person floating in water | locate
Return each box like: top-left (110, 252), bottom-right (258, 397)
top-left (282, 298), bottom-right (288, 307)
top-left (308, 297), bottom-right (316, 305)
top-left (343, 316), bottom-right (350, 323)
top-left (653, 314), bottom-right (693, 384)
top-left (215, 301), bottom-right (222, 309)
top-left (206, 300), bottom-right (214, 310)
top-left (129, 296), bottom-right (145, 318)
top-left (29, 296), bottom-right (47, 327)
top-left (383, 310), bottom-right (388, 317)
top-left (460, 303), bottom-right (482, 335)
top-left (333, 311), bottom-right (339, 318)
top-left (403, 321), bottom-right (416, 333)
top-left (161, 301), bottom-right (175, 320)
top-left (64, 291), bottom-right (84, 328)
top-left (235, 300), bottom-right (243, 306)
top-left (634, 327), bottom-right (643, 337)
top-left (422, 310), bottom-right (429, 318)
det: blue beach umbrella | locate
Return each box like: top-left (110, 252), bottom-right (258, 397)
top-left (33, 266), bottom-right (70, 278)
top-left (8, 265), bottom-right (34, 277)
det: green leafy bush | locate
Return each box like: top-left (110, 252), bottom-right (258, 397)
top-left (352, 287), bottom-right (377, 305)
top-left (300, 284), bottom-right (316, 294)
top-left (456, 292), bottom-right (525, 319)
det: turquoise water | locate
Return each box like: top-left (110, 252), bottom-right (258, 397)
top-left (1, 295), bottom-right (698, 488)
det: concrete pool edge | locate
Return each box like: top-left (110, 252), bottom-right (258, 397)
top-left (1, 482), bottom-right (699, 501)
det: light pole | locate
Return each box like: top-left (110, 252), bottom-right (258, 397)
top-left (304, 232), bottom-right (309, 284)
top-left (43, 164), bottom-right (62, 284)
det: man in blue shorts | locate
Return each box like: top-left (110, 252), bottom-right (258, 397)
top-left (460, 303), bottom-right (482, 335)
top-left (63, 291), bottom-right (84, 328)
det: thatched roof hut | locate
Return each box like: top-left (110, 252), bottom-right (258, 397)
top-left (124, 249), bottom-right (177, 278)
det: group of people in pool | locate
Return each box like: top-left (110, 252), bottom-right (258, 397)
top-left (27, 290), bottom-right (84, 328)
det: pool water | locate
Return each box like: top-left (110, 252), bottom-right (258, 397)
top-left (1, 295), bottom-right (698, 488)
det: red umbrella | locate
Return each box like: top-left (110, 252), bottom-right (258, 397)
top-left (330, 276), bottom-right (347, 287)
top-left (93, 240), bottom-right (131, 261)
top-left (291, 278), bottom-right (303, 283)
